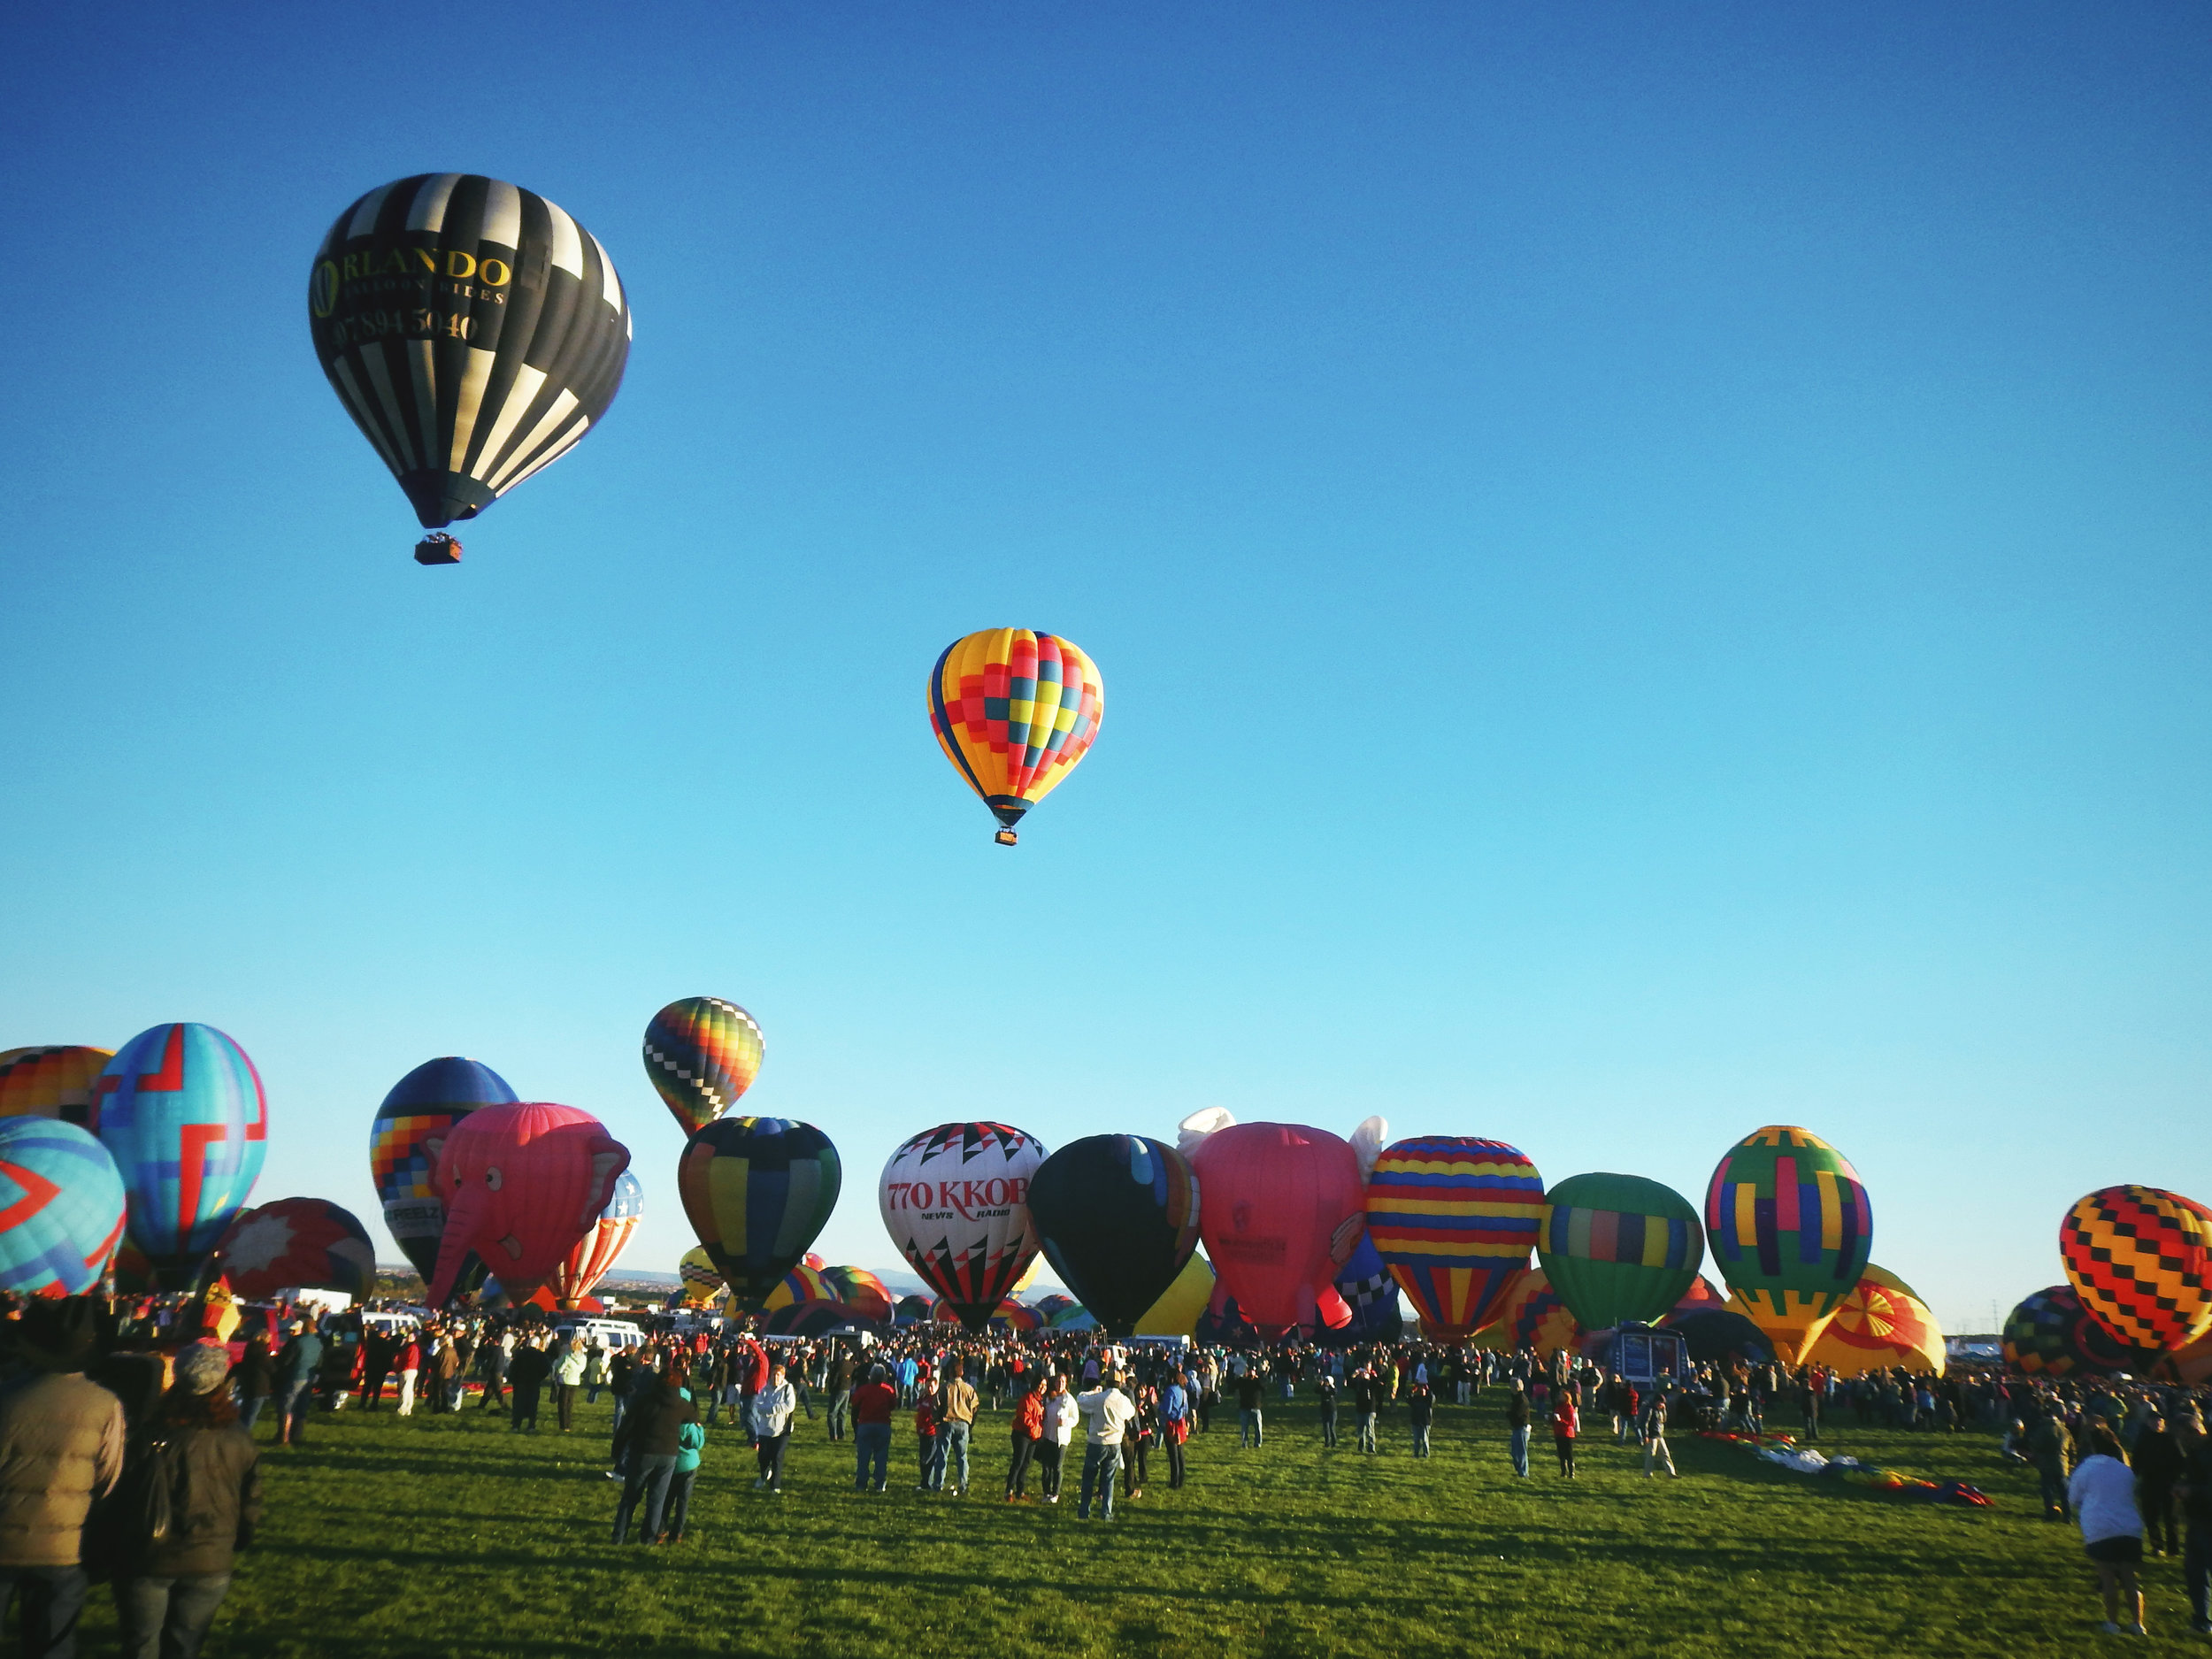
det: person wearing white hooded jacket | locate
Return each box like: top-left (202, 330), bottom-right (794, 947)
top-left (1037, 1375), bottom-right (1079, 1505)
top-left (749, 1363), bottom-right (798, 1494)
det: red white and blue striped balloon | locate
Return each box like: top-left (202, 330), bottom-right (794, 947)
top-left (1364, 1136), bottom-right (1546, 1339)
top-left (0, 1118), bottom-right (127, 1296)
top-left (96, 1024), bottom-right (267, 1289)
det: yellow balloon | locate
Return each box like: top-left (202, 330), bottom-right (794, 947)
top-left (928, 629), bottom-right (1104, 845)
top-left (1134, 1252), bottom-right (1214, 1337)
top-left (1802, 1264), bottom-right (1946, 1377)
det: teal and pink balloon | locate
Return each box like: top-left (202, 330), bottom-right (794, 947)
top-left (0, 1118), bottom-right (127, 1296)
top-left (369, 1057), bottom-right (518, 1283)
top-left (96, 1025), bottom-right (267, 1290)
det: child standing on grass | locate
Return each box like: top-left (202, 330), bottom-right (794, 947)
top-left (914, 1380), bottom-right (943, 1491)
top-left (1553, 1387), bottom-right (1579, 1479)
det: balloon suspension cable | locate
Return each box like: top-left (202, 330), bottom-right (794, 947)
top-left (413, 532), bottom-right (463, 566)
top-left (994, 828), bottom-right (1018, 847)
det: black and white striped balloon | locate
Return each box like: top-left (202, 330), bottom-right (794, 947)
top-left (307, 173), bottom-right (632, 537)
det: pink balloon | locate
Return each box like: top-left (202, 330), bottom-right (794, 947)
top-left (426, 1103), bottom-right (630, 1307)
top-left (1190, 1122), bottom-right (1363, 1334)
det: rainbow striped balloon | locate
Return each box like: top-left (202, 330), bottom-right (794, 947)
top-left (1705, 1125), bottom-right (1871, 1363)
top-left (1363, 1136), bottom-right (1545, 1340)
top-left (643, 997), bottom-right (764, 1135)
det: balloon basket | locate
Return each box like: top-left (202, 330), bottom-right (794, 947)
top-left (994, 829), bottom-right (1018, 846)
top-left (413, 533), bottom-right (462, 565)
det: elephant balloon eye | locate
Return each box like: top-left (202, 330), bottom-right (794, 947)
top-left (486, 1167), bottom-right (503, 1190)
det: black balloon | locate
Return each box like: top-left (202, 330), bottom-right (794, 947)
top-left (1027, 1134), bottom-right (1202, 1337)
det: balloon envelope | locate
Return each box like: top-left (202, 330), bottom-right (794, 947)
top-left (0, 1047), bottom-right (114, 1129)
top-left (679, 1117), bottom-right (841, 1307)
top-left (928, 629), bottom-right (1103, 840)
top-left (676, 1245), bottom-right (725, 1304)
top-left (549, 1169), bottom-right (643, 1308)
top-left (819, 1266), bottom-right (895, 1325)
top-left (1470, 1269), bottom-right (1580, 1357)
top-left (1028, 1134), bottom-right (1201, 1336)
top-left (2060, 1186), bottom-right (2212, 1354)
top-left (370, 1057), bottom-right (518, 1283)
top-left (1193, 1123), bottom-right (1363, 1334)
top-left (1327, 1233), bottom-right (1404, 1342)
top-left (216, 1197), bottom-right (376, 1300)
top-left (641, 997), bottom-right (764, 1135)
top-left (1135, 1251), bottom-right (1215, 1337)
top-left (764, 1263), bottom-right (836, 1311)
top-left (2003, 1283), bottom-right (2160, 1379)
top-left (1704, 1125), bottom-right (1871, 1363)
top-left (1663, 1307), bottom-right (1776, 1366)
top-left (879, 1122), bottom-right (1047, 1332)
top-left (0, 1118), bottom-right (127, 1296)
top-left (426, 1102), bottom-right (630, 1306)
top-left (1365, 1136), bottom-right (1544, 1340)
top-left (309, 174), bottom-right (632, 534)
top-left (96, 1025), bottom-right (267, 1289)
top-left (1539, 1171), bottom-right (1705, 1333)
top-left (1804, 1264), bottom-right (1945, 1377)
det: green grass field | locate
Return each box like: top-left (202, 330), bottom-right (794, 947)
top-left (69, 1389), bottom-right (2204, 1657)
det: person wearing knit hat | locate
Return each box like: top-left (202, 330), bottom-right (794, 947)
top-left (173, 1343), bottom-right (232, 1397)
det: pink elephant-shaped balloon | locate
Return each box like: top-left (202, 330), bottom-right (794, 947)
top-left (426, 1102), bottom-right (631, 1307)
top-left (1188, 1121), bottom-right (1364, 1335)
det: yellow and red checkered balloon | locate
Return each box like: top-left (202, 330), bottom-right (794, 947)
top-left (928, 630), bottom-right (1103, 845)
top-left (2060, 1185), bottom-right (2212, 1354)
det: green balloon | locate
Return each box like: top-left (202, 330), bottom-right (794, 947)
top-left (1537, 1171), bottom-right (1705, 1332)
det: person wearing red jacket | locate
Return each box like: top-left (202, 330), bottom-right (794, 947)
top-left (849, 1365), bottom-right (897, 1494)
top-left (1553, 1389), bottom-right (1580, 1479)
top-left (1005, 1377), bottom-right (1044, 1502)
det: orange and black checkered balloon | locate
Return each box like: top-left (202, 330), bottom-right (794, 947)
top-left (2059, 1186), bottom-right (2212, 1354)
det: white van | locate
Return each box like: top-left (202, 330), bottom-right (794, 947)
top-left (556, 1317), bottom-right (648, 1352)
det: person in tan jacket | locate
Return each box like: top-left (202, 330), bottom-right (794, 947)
top-left (0, 1298), bottom-right (126, 1658)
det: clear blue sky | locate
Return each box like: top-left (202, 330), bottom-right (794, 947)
top-left (4, 4), bottom-right (2207, 1334)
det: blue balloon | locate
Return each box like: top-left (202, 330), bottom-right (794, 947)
top-left (96, 1024), bottom-right (266, 1289)
top-left (0, 1118), bottom-right (127, 1295)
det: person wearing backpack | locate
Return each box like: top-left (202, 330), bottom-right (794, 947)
top-left (108, 1343), bottom-right (261, 1659)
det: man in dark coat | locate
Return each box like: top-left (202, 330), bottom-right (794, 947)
top-left (610, 1367), bottom-right (698, 1544)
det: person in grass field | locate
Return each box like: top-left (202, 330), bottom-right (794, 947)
top-left (1005, 1375), bottom-right (1043, 1502)
top-left (1161, 1370), bottom-right (1192, 1490)
top-left (749, 1361), bottom-right (797, 1495)
top-left (2176, 1408), bottom-right (2212, 1637)
top-left (849, 1364), bottom-right (897, 1494)
top-left (1039, 1373), bottom-right (1078, 1505)
top-left (610, 1358), bottom-right (698, 1546)
top-left (1075, 1369), bottom-right (1136, 1522)
top-left (2070, 1425), bottom-right (2147, 1638)
top-left (938, 1359), bottom-right (977, 1498)
top-left (913, 1378), bottom-right (943, 1492)
top-left (1553, 1382), bottom-right (1579, 1479)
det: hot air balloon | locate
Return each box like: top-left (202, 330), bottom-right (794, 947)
top-left (1364, 1136), bottom-right (1544, 1340)
top-left (425, 1103), bottom-right (630, 1307)
top-left (764, 1263), bottom-right (836, 1311)
top-left (679, 1117), bottom-right (841, 1307)
top-left (934, 1296), bottom-right (1042, 1334)
top-left (214, 1198), bottom-right (376, 1300)
top-left (1189, 1123), bottom-right (1363, 1336)
top-left (0, 1047), bottom-right (115, 1128)
top-left (1327, 1234), bottom-right (1405, 1341)
top-left (879, 1122), bottom-right (1047, 1332)
top-left (927, 629), bottom-right (1104, 845)
top-left (96, 1025), bottom-right (267, 1290)
top-left (1704, 1125), bottom-right (1872, 1363)
top-left (0, 1118), bottom-right (127, 1296)
top-left (369, 1056), bottom-right (518, 1285)
top-left (308, 174), bottom-right (632, 561)
top-left (1805, 1264), bottom-right (1945, 1377)
top-left (2160, 1331), bottom-right (2212, 1388)
top-left (1135, 1251), bottom-right (1215, 1338)
top-left (1027, 1134), bottom-right (1201, 1336)
top-left (641, 998), bottom-right (764, 1135)
top-left (2059, 1186), bottom-right (2212, 1354)
top-left (819, 1266), bottom-right (895, 1325)
top-left (1663, 1307), bottom-right (1775, 1366)
top-left (1470, 1268), bottom-right (1580, 1357)
top-left (549, 1169), bottom-right (643, 1309)
top-left (1538, 1171), bottom-right (1706, 1333)
top-left (677, 1244), bottom-right (726, 1305)
top-left (894, 1294), bottom-right (933, 1325)
top-left (2001, 1285), bottom-right (2155, 1379)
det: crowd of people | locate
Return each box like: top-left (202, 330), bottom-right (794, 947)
top-left (0, 1287), bottom-right (2206, 1653)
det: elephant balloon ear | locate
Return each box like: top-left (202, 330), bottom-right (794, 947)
top-left (581, 1139), bottom-right (633, 1225)
top-left (1177, 1108), bottom-right (1235, 1160)
top-left (1350, 1116), bottom-right (1389, 1182)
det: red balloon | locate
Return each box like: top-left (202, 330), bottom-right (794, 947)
top-left (215, 1197), bottom-right (376, 1300)
top-left (426, 1103), bottom-right (631, 1307)
top-left (1190, 1122), bottom-right (1364, 1334)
